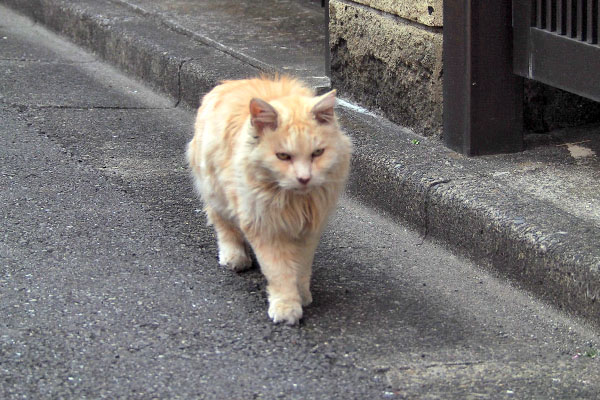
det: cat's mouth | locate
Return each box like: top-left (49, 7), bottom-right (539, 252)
top-left (292, 185), bottom-right (313, 194)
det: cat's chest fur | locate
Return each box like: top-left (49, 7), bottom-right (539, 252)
top-left (238, 182), bottom-right (330, 240)
top-left (206, 149), bottom-right (329, 240)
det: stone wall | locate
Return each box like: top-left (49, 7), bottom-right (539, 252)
top-left (329, 0), bottom-right (443, 137)
top-left (329, 0), bottom-right (600, 139)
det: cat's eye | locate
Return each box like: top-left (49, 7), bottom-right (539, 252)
top-left (312, 148), bottom-right (325, 158)
top-left (276, 152), bottom-right (291, 161)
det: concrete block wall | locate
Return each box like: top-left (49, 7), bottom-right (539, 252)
top-left (329, 0), bottom-right (444, 137)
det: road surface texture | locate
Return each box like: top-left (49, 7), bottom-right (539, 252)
top-left (3, 0), bottom-right (600, 327)
top-left (1, 7), bottom-right (600, 399)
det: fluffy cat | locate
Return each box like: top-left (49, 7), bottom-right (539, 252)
top-left (186, 76), bottom-right (352, 325)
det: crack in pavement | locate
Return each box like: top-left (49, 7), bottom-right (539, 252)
top-left (174, 59), bottom-right (187, 108)
top-left (418, 178), bottom-right (452, 243)
top-left (2, 103), bottom-right (177, 111)
top-left (0, 58), bottom-right (96, 63)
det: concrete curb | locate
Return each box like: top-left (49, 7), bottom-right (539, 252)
top-left (4, 0), bottom-right (600, 326)
top-left (342, 109), bottom-right (600, 323)
top-left (2, 0), bottom-right (259, 108)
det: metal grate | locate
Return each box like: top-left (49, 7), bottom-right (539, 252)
top-left (514, 0), bottom-right (600, 102)
top-left (533, 0), bottom-right (599, 45)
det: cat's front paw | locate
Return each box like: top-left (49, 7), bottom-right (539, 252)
top-left (218, 245), bottom-right (252, 272)
top-left (268, 299), bottom-right (303, 325)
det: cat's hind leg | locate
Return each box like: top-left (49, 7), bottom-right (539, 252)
top-left (206, 207), bottom-right (252, 272)
top-left (297, 235), bottom-right (319, 307)
top-left (298, 267), bottom-right (313, 307)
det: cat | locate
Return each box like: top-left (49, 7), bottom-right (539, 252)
top-left (186, 76), bottom-right (352, 325)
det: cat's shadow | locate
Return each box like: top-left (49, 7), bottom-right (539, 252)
top-left (186, 204), bottom-right (476, 350)
top-left (232, 244), bottom-right (477, 352)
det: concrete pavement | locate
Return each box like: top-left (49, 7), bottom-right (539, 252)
top-left (2, 5), bottom-right (600, 399)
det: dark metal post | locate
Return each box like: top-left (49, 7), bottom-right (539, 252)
top-left (443, 0), bottom-right (523, 155)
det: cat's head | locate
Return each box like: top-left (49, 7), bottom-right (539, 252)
top-left (248, 90), bottom-right (352, 192)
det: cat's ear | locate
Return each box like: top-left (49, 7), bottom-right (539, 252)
top-left (312, 89), bottom-right (337, 124)
top-left (250, 98), bottom-right (278, 134)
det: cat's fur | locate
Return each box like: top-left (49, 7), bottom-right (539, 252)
top-left (186, 76), bottom-right (352, 324)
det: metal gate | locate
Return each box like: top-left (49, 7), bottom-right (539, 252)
top-left (513, 0), bottom-right (600, 102)
top-left (443, 0), bottom-right (600, 155)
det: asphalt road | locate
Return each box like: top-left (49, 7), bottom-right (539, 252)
top-left (2, 8), bottom-right (600, 399)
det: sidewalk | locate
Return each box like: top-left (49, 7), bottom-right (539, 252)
top-left (4, 0), bottom-right (599, 326)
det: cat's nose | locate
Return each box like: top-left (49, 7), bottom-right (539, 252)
top-left (297, 177), bottom-right (310, 185)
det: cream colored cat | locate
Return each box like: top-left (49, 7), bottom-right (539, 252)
top-left (186, 76), bottom-right (352, 325)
